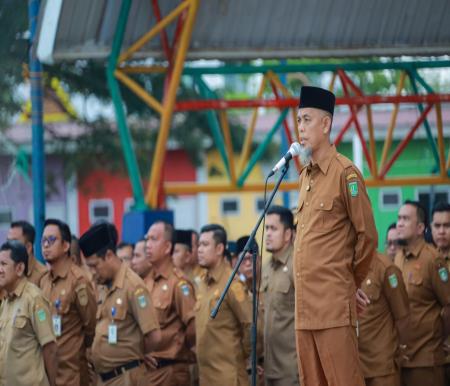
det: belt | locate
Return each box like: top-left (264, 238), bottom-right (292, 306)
top-left (155, 358), bottom-right (187, 369)
top-left (99, 359), bottom-right (143, 382)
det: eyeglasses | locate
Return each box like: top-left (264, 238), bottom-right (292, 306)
top-left (41, 235), bottom-right (59, 246)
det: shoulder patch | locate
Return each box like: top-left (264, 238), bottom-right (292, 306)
top-left (346, 173), bottom-right (358, 181)
top-left (36, 308), bottom-right (47, 322)
top-left (438, 267), bottom-right (449, 282)
top-left (75, 283), bottom-right (89, 306)
top-left (137, 294), bottom-right (148, 308)
top-left (348, 181), bottom-right (359, 197)
top-left (388, 273), bottom-right (398, 288)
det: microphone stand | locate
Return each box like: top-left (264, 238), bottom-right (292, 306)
top-left (210, 163), bottom-right (290, 386)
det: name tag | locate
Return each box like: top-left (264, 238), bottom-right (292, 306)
top-left (52, 315), bottom-right (62, 337)
top-left (108, 324), bottom-right (117, 344)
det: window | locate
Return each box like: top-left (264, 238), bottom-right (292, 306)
top-left (416, 188), bottom-right (450, 213)
top-left (89, 199), bottom-right (114, 225)
top-left (255, 197), bottom-right (266, 213)
top-left (0, 207), bottom-right (12, 229)
top-left (221, 198), bottom-right (240, 216)
top-left (379, 189), bottom-right (401, 211)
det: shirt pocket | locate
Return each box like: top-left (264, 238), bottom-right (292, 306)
top-left (273, 278), bottom-right (294, 310)
top-left (13, 315), bottom-right (28, 329)
top-left (364, 282), bottom-right (381, 302)
top-left (312, 197), bottom-right (335, 230)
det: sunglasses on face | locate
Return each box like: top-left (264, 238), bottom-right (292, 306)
top-left (41, 235), bottom-right (59, 246)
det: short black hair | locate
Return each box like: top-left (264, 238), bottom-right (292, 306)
top-left (0, 240), bottom-right (29, 275)
top-left (200, 224), bottom-right (227, 250)
top-left (117, 242), bottom-right (134, 250)
top-left (404, 200), bottom-right (428, 227)
top-left (432, 202), bottom-right (450, 218)
top-left (44, 219), bottom-right (72, 244)
top-left (10, 220), bottom-right (35, 244)
top-left (267, 205), bottom-right (294, 230)
top-left (386, 222), bottom-right (397, 236)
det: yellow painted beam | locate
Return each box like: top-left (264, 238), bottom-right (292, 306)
top-left (121, 65), bottom-right (167, 74)
top-left (115, 69), bottom-right (164, 114)
top-left (163, 176), bottom-right (450, 194)
top-left (328, 72), bottom-right (337, 91)
top-left (379, 71), bottom-right (406, 171)
top-left (146, 0), bottom-right (200, 207)
top-left (238, 74), bottom-right (266, 174)
top-left (435, 102), bottom-right (447, 177)
top-left (119, 0), bottom-right (190, 64)
top-left (219, 110), bottom-right (237, 184)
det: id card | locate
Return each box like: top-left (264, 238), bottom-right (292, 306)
top-left (108, 323), bottom-right (117, 344)
top-left (52, 315), bottom-right (62, 337)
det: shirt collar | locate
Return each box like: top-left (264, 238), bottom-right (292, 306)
top-left (153, 260), bottom-right (173, 281)
top-left (404, 238), bottom-right (426, 259)
top-left (307, 144), bottom-right (336, 175)
top-left (9, 277), bottom-right (27, 299)
top-left (206, 258), bottom-right (227, 284)
top-left (50, 257), bottom-right (71, 280)
top-left (272, 244), bottom-right (293, 266)
top-left (112, 261), bottom-right (127, 290)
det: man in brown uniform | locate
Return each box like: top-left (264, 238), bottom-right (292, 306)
top-left (386, 223), bottom-right (400, 261)
top-left (172, 229), bottom-right (193, 271)
top-left (261, 205), bottom-right (299, 386)
top-left (294, 86), bottom-right (378, 386)
top-left (8, 220), bottom-right (47, 286)
top-left (183, 230), bottom-right (205, 288)
top-left (394, 200), bottom-right (450, 386)
top-left (130, 239), bottom-right (152, 284)
top-left (79, 222), bottom-right (161, 386)
top-left (40, 219), bottom-right (97, 386)
top-left (358, 252), bottom-right (410, 386)
top-left (144, 221), bottom-right (196, 385)
top-left (0, 240), bottom-right (57, 386)
top-left (431, 202), bottom-right (450, 383)
top-left (196, 224), bottom-right (252, 386)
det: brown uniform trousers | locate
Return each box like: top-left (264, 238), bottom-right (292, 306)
top-left (358, 253), bottom-right (410, 386)
top-left (40, 258), bottom-right (97, 386)
top-left (261, 245), bottom-right (299, 386)
top-left (91, 263), bottom-right (159, 386)
top-left (0, 278), bottom-right (55, 386)
top-left (196, 258), bottom-right (252, 386)
top-left (394, 239), bottom-right (450, 386)
top-left (145, 262), bottom-right (196, 386)
top-left (294, 146), bottom-right (377, 386)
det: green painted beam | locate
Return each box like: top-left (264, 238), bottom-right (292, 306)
top-left (237, 109), bottom-right (289, 187)
top-left (183, 60), bottom-right (450, 76)
top-left (195, 76), bottom-right (231, 179)
top-left (407, 70), bottom-right (441, 173)
top-left (106, 0), bottom-right (147, 210)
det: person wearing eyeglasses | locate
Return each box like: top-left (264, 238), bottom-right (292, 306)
top-left (39, 219), bottom-right (97, 386)
top-left (385, 223), bottom-right (400, 261)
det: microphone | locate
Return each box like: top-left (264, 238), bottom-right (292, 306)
top-left (268, 142), bottom-right (301, 177)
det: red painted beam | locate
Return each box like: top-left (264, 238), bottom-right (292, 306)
top-left (151, 0), bottom-right (172, 62)
top-left (379, 103), bottom-right (434, 178)
top-left (174, 94), bottom-right (450, 111)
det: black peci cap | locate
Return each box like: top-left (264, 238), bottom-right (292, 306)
top-left (79, 222), bottom-right (117, 257)
top-left (174, 229), bottom-right (192, 248)
top-left (298, 86), bottom-right (336, 116)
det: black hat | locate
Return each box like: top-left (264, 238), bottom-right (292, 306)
top-left (298, 86), bottom-right (335, 116)
top-left (174, 230), bottom-right (192, 249)
top-left (236, 236), bottom-right (259, 256)
top-left (79, 222), bottom-right (118, 257)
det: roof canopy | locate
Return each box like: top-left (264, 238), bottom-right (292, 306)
top-left (37, 0), bottom-right (450, 63)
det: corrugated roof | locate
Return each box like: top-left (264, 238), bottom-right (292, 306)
top-left (37, 0), bottom-right (450, 63)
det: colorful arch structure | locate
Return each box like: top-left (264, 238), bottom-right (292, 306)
top-left (36, 0), bottom-right (450, 209)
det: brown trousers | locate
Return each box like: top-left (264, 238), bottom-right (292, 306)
top-left (401, 366), bottom-right (445, 386)
top-left (366, 372), bottom-right (400, 386)
top-left (100, 364), bottom-right (147, 386)
top-left (146, 363), bottom-right (190, 386)
top-left (295, 326), bottom-right (365, 386)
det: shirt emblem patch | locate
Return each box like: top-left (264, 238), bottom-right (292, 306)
top-left (180, 284), bottom-right (190, 296)
top-left (388, 273), bottom-right (398, 288)
top-left (137, 295), bottom-right (148, 308)
top-left (37, 308), bottom-right (47, 322)
top-left (348, 181), bottom-right (358, 197)
top-left (439, 267), bottom-right (448, 282)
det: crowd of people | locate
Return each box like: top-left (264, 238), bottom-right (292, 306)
top-left (1, 86), bottom-right (450, 386)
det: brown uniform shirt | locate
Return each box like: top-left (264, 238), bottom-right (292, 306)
top-left (359, 253), bottom-right (410, 378)
top-left (146, 261), bottom-right (196, 361)
top-left (394, 238), bottom-right (450, 367)
top-left (40, 258), bottom-right (97, 386)
top-left (28, 254), bottom-right (47, 286)
top-left (91, 262), bottom-right (159, 373)
top-left (294, 145), bottom-right (377, 330)
top-left (184, 264), bottom-right (206, 289)
top-left (0, 278), bottom-right (55, 386)
top-left (443, 250), bottom-right (450, 365)
top-left (196, 259), bottom-right (252, 386)
top-left (261, 245), bottom-right (298, 380)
